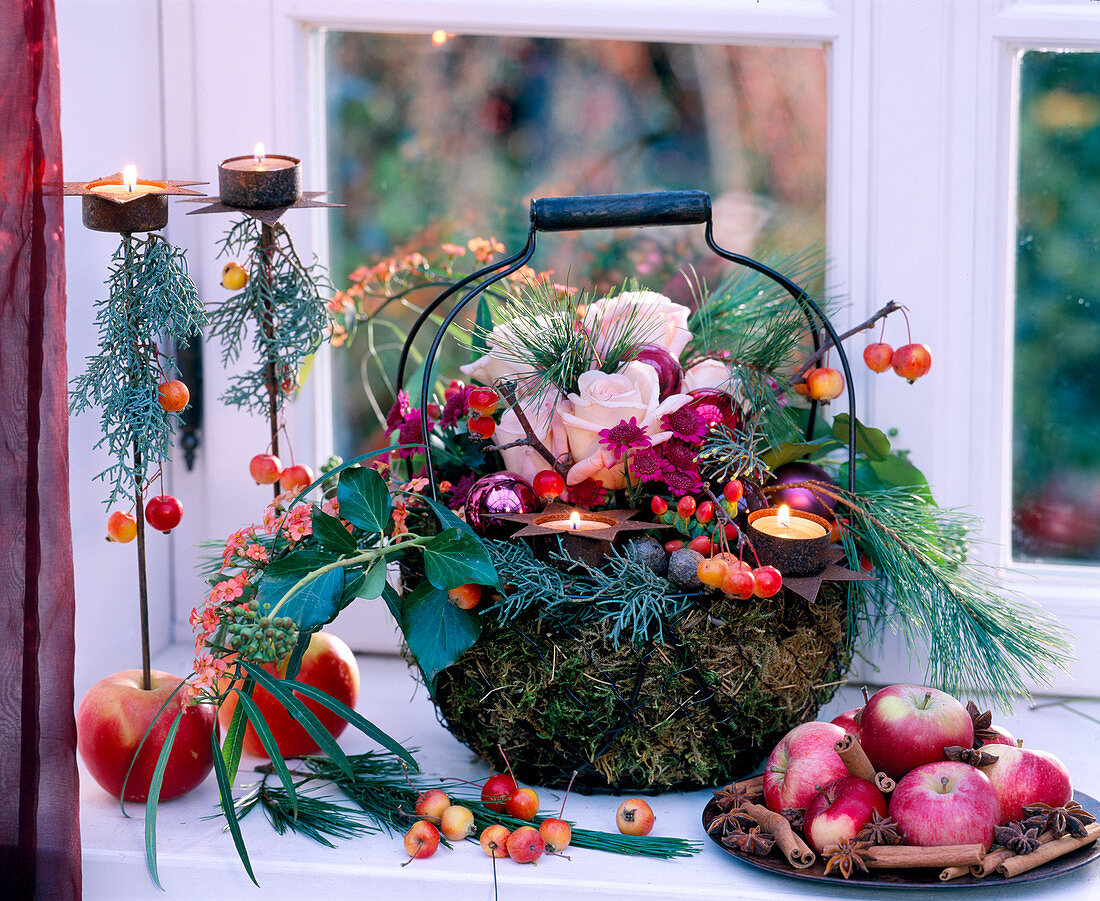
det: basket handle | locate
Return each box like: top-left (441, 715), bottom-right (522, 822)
top-left (530, 190), bottom-right (711, 232)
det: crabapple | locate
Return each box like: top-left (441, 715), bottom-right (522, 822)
top-left (279, 464), bottom-right (314, 495)
top-left (414, 788), bottom-right (451, 820)
top-left (249, 453), bottom-right (282, 485)
top-left (447, 584), bottom-right (482, 610)
top-left (157, 380), bottom-right (189, 412)
top-left (480, 824), bottom-right (511, 858)
top-left (444, 379), bottom-right (465, 401)
top-left (106, 510), bottom-right (136, 543)
top-left (481, 773), bottom-right (518, 812)
top-left (806, 368), bottom-right (845, 403)
top-left (616, 799), bottom-right (655, 836)
top-left (145, 495), bottom-right (183, 533)
top-left (506, 825), bottom-right (545, 863)
top-left (440, 805), bottom-right (476, 841)
top-left (721, 569), bottom-right (756, 600)
top-left (539, 817), bottom-right (572, 853)
top-left (467, 387), bottom-right (500, 416)
top-left (697, 557), bottom-right (729, 589)
top-left (533, 470), bottom-right (566, 500)
top-left (402, 821), bottom-right (440, 864)
top-left (752, 566), bottom-right (783, 599)
top-left (220, 261), bottom-right (248, 290)
top-left (505, 787), bottom-right (540, 820)
top-left (863, 343), bottom-right (894, 373)
top-left (468, 415), bottom-right (496, 439)
top-left (892, 343), bottom-right (932, 383)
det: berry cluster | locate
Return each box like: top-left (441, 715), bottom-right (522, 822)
top-left (221, 599), bottom-right (298, 663)
top-left (466, 385), bottom-right (499, 440)
top-left (249, 453), bottom-right (315, 495)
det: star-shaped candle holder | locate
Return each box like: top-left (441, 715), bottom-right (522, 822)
top-left (497, 503), bottom-right (669, 571)
top-left (181, 190), bottom-right (341, 228)
top-left (64, 173), bottom-right (206, 233)
top-left (781, 545), bottom-right (875, 603)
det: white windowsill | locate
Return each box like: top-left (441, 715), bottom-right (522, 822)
top-left (80, 647), bottom-right (1100, 900)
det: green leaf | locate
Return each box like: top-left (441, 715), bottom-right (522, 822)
top-left (424, 497), bottom-right (478, 540)
top-left (241, 660), bottom-right (354, 777)
top-left (473, 296), bottom-right (493, 358)
top-left (232, 688), bottom-right (298, 815)
top-left (831, 413), bottom-right (891, 462)
top-left (869, 454), bottom-right (933, 499)
top-left (284, 679), bottom-right (418, 770)
top-left (143, 707), bottom-right (183, 891)
top-left (400, 580), bottom-right (482, 690)
top-left (422, 528), bottom-right (498, 591)
top-left (382, 584), bottom-right (405, 631)
top-left (336, 466), bottom-right (392, 534)
top-left (221, 679), bottom-right (252, 784)
top-left (211, 730), bottom-right (259, 886)
top-left (264, 549), bottom-right (339, 577)
top-left (357, 562), bottom-right (388, 600)
top-left (284, 630), bottom-right (314, 682)
top-left (255, 567), bottom-right (348, 631)
top-left (761, 437), bottom-right (842, 471)
top-left (311, 509), bottom-right (358, 555)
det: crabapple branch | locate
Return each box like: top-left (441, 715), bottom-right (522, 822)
top-left (797, 300), bottom-right (903, 376)
top-left (491, 382), bottom-right (571, 477)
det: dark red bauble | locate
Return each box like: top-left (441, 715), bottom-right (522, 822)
top-left (687, 389), bottom-right (743, 434)
top-left (635, 344), bottom-right (683, 398)
top-left (465, 472), bottom-right (543, 537)
top-left (765, 461), bottom-right (838, 522)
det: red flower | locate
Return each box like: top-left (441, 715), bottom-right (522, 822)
top-left (397, 411), bottom-right (431, 458)
top-left (629, 445), bottom-right (663, 483)
top-left (385, 390), bottom-right (411, 435)
top-left (661, 405), bottom-right (707, 444)
top-left (439, 389), bottom-right (468, 428)
top-left (567, 478), bottom-right (610, 509)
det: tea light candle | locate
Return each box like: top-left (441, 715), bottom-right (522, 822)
top-left (82, 165), bottom-right (170, 233)
top-left (750, 504), bottom-right (829, 540)
top-left (88, 166), bottom-right (163, 202)
top-left (539, 511), bottom-right (607, 532)
top-left (218, 143), bottom-right (301, 209)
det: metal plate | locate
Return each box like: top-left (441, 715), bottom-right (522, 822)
top-left (702, 789), bottom-right (1100, 889)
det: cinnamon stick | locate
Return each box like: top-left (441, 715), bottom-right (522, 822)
top-left (874, 772), bottom-right (896, 794)
top-left (865, 843), bottom-right (985, 869)
top-left (741, 802), bottom-right (816, 869)
top-left (996, 823), bottom-right (1100, 878)
top-left (732, 775), bottom-right (764, 797)
top-left (939, 865), bottom-right (971, 881)
top-left (970, 831), bottom-right (1053, 877)
top-left (834, 733), bottom-right (876, 782)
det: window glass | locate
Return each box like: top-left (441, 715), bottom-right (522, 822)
top-left (1013, 50), bottom-right (1100, 563)
top-left (325, 33), bottom-right (827, 455)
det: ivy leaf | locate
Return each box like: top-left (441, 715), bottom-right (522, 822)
top-left (264, 549), bottom-right (339, 577)
top-left (422, 528), bottom-right (498, 591)
top-left (254, 568), bottom-right (348, 631)
top-left (424, 497), bottom-right (479, 540)
top-left (311, 509), bottom-right (357, 555)
top-left (761, 436), bottom-right (842, 471)
top-left (400, 581), bottom-right (481, 690)
top-left (831, 413), bottom-right (891, 462)
top-left (357, 562), bottom-right (389, 600)
top-left (336, 466), bottom-right (392, 534)
top-left (383, 584), bottom-right (405, 631)
top-left (869, 454), bottom-right (933, 499)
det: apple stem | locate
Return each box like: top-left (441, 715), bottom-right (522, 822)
top-left (497, 743), bottom-right (519, 787)
top-left (559, 770), bottom-right (577, 820)
top-left (861, 685), bottom-right (870, 705)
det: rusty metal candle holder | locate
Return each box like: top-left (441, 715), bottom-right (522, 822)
top-left (746, 508), bottom-right (832, 577)
top-left (218, 153), bottom-right (302, 209)
top-left (64, 172), bottom-right (206, 234)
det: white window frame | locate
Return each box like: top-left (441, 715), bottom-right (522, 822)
top-left (62, 0), bottom-right (1100, 696)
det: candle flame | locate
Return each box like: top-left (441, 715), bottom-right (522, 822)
top-left (254, 142), bottom-right (266, 166)
top-left (568, 511), bottom-right (581, 530)
top-left (777, 505), bottom-right (791, 529)
top-left (431, 29), bottom-right (449, 46)
top-left (122, 165), bottom-right (138, 193)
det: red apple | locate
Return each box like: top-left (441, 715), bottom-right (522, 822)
top-left (481, 772), bottom-right (518, 812)
top-left (763, 721), bottom-right (850, 812)
top-left (889, 761), bottom-right (1000, 848)
top-left (980, 743), bottom-right (1072, 823)
top-left (804, 776), bottom-right (888, 853)
top-left (830, 707), bottom-right (863, 743)
top-left (859, 685), bottom-right (974, 780)
top-left (77, 669), bottom-right (215, 802)
top-left (217, 631), bottom-right (360, 758)
top-left (979, 724), bottom-right (1017, 748)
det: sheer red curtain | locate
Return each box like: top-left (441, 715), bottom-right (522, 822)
top-left (0, 0), bottom-right (80, 898)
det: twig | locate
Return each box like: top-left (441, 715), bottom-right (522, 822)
top-left (495, 382), bottom-right (570, 477)
top-left (797, 301), bottom-right (902, 376)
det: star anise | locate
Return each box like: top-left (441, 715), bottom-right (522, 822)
top-left (944, 745), bottom-right (997, 768)
top-left (781, 808), bottom-right (805, 831)
top-left (711, 781), bottom-right (760, 811)
top-left (966, 700), bottom-right (999, 747)
top-left (723, 825), bottom-right (775, 857)
top-left (994, 821), bottom-right (1042, 855)
top-left (1023, 801), bottom-right (1096, 839)
top-left (706, 807), bottom-right (753, 837)
top-left (822, 839), bottom-right (874, 879)
top-left (856, 810), bottom-right (902, 845)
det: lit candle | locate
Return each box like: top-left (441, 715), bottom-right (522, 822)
top-left (539, 510), bottom-right (608, 532)
top-left (220, 142), bottom-right (296, 173)
top-left (750, 504), bottom-right (829, 540)
top-left (88, 165), bottom-right (164, 202)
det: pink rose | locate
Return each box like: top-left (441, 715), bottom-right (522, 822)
top-left (683, 359), bottom-right (734, 392)
top-left (493, 390), bottom-right (572, 484)
top-left (583, 290), bottom-right (693, 359)
top-left (561, 361), bottom-right (692, 489)
top-left (459, 313), bottom-right (565, 387)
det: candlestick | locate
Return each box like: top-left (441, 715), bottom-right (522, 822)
top-left (747, 507), bottom-right (831, 577)
top-left (218, 143), bottom-right (302, 209)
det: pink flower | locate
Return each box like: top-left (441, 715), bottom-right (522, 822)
top-left (683, 359), bottom-right (734, 392)
top-left (566, 478), bottom-right (609, 509)
top-left (185, 653), bottom-right (229, 702)
top-left (440, 242), bottom-right (466, 257)
top-left (243, 543), bottom-right (269, 563)
top-left (598, 416), bottom-right (651, 459)
top-left (283, 505), bottom-right (314, 542)
top-left (628, 445), bottom-right (663, 483)
top-left (397, 411), bottom-right (430, 458)
top-left (661, 405), bottom-right (707, 444)
top-left (385, 390), bottom-right (411, 435)
top-left (583, 290), bottom-right (693, 358)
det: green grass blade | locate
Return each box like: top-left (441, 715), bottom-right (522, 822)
top-left (240, 660), bottom-right (353, 776)
top-left (232, 688), bottom-right (298, 816)
top-left (221, 678), bottom-right (252, 785)
top-left (211, 730), bottom-right (259, 886)
top-left (121, 675), bottom-right (189, 818)
top-left (143, 707), bottom-right (183, 891)
top-left (282, 679), bottom-right (417, 771)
